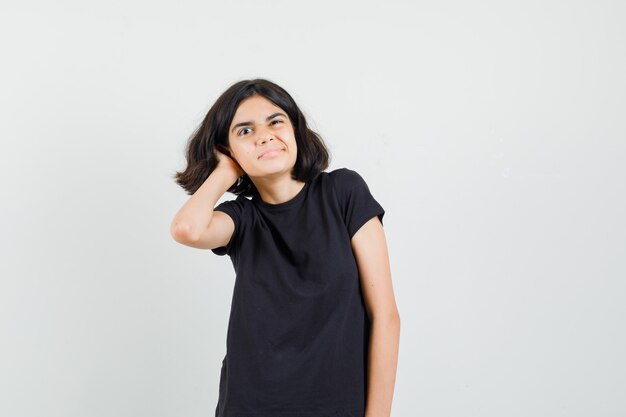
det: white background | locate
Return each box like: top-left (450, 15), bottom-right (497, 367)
top-left (1, 1), bottom-right (624, 416)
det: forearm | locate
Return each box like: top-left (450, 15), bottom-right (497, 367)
top-left (365, 314), bottom-right (400, 417)
top-left (170, 167), bottom-right (238, 241)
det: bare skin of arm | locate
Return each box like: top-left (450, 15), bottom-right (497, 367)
top-left (351, 217), bottom-right (401, 417)
top-left (170, 149), bottom-right (243, 249)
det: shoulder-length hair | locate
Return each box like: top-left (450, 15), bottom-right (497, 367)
top-left (172, 78), bottom-right (331, 197)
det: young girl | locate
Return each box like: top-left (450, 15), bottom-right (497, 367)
top-left (170, 79), bottom-right (400, 417)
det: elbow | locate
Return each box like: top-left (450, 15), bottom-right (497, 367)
top-left (170, 222), bottom-right (198, 244)
top-left (388, 309), bottom-right (401, 324)
top-left (391, 311), bottom-right (401, 326)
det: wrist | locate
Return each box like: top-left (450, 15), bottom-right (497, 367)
top-left (213, 166), bottom-right (239, 185)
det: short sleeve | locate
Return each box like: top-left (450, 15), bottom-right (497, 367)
top-left (210, 195), bottom-right (247, 256)
top-left (331, 168), bottom-right (385, 239)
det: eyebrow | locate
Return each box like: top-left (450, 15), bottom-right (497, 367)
top-left (230, 112), bottom-right (287, 134)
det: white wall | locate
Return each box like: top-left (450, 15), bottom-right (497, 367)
top-left (1, 1), bottom-right (624, 416)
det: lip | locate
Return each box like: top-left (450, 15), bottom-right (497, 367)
top-left (258, 148), bottom-right (285, 159)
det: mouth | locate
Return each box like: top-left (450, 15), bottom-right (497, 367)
top-left (258, 148), bottom-right (285, 159)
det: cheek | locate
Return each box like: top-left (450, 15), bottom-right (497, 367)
top-left (231, 142), bottom-right (251, 156)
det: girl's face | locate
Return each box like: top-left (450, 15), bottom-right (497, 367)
top-left (226, 95), bottom-right (298, 180)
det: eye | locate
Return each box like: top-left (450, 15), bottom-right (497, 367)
top-left (237, 120), bottom-right (284, 136)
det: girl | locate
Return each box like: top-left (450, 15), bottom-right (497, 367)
top-left (170, 79), bottom-right (400, 417)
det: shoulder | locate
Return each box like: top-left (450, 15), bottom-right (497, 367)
top-left (329, 166), bottom-right (363, 182)
top-left (327, 167), bottom-right (385, 238)
top-left (329, 166), bottom-right (359, 178)
top-left (328, 167), bottom-right (370, 192)
top-left (228, 193), bottom-right (251, 204)
top-left (213, 194), bottom-right (251, 221)
top-left (216, 193), bottom-right (251, 208)
top-left (327, 167), bottom-right (378, 207)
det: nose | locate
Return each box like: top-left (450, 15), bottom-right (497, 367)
top-left (256, 124), bottom-right (275, 143)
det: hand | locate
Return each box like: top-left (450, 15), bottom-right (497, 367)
top-left (215, 145), bottom-right (245, 179)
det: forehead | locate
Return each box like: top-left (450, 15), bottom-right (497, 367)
top-left (231, 96), bottom-right (284, 122)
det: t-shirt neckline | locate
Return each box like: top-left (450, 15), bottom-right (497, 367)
top-left (253, 181), bottom-right (310, 210)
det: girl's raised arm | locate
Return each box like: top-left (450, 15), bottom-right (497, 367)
top-left (170, 165), bottom-right (239, 249)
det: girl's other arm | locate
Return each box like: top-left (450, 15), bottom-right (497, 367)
top-left (170, 167), bottom-right (238, 249)
top-left (351, 217), bottom-right (400, 417)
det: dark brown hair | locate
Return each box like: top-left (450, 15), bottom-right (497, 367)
top-left (172, 78), bottom-right (331, 197)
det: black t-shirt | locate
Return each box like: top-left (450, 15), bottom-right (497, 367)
top-left (210, 167), bottom-right (385, 417)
